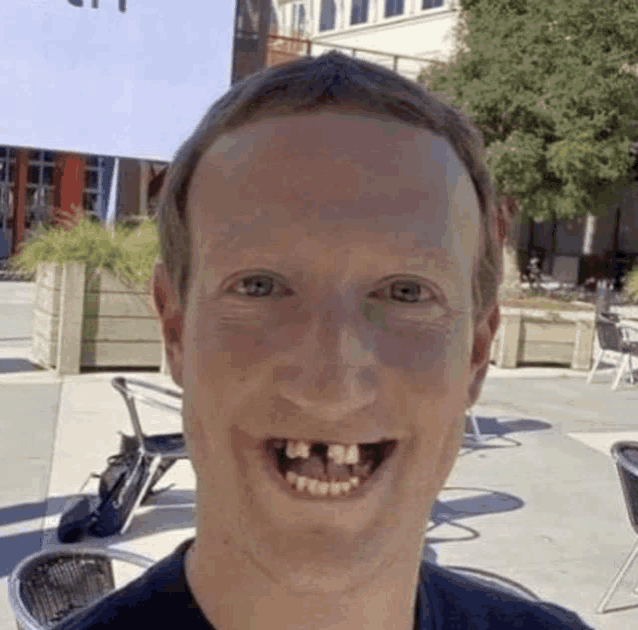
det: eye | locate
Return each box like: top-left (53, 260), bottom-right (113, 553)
top-left (227, 274), bottom-right (292, 298)
top-left (370, 279), bottom-right (435, 304)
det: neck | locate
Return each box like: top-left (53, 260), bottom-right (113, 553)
top-left (185, 535), bottom-right (424, 630)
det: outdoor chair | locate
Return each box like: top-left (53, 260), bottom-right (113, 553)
top-left (464, 410), bottom-right (485, 444)
top-left (8, 546), bottom-right (155, 630)
top-left (108, 377), bottom-right (189, 535)
top-left (587, 315), bottom-right (638, 390)
top-left (597, 441), bottom-right (638, 614)
top-left (463, 411), bottom-right (522, 449)
top-left (444, 566), bottom-right (540, 602)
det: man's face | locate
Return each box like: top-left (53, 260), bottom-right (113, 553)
top-left (162, 111), bottom-right (495, 593)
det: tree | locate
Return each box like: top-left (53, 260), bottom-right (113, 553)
top-left (421, 0), bottom-right (638, 298)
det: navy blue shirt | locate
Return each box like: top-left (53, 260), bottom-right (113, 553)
top-left (55, 538), bottom-right (593, 629)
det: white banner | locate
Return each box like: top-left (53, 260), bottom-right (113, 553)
top-left (0, 0), bottom-right (235, 161)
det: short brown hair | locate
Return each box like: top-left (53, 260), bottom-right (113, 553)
top-left (157, 51), bottom-right (502, 323)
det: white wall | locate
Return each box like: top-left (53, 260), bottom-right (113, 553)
top-left (0, 1), bottom-right (234, 162)
top-left (273, 0), bottom-right (460, 82)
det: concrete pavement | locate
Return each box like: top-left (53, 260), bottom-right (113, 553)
top-left (2, 281), bottom-right (638, 629)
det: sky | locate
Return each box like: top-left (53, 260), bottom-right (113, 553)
top-left (0, 0), bottom-right (235, 161)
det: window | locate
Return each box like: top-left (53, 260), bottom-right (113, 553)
top-left (385, 0), bottom-right (404, 17)
top-left (83, 156), bottom-right (106, 220)
top-left (0, 147), bottom-right (16, 235)
top-left (319, 0), bottom-right (335, 31)
top-left (26, 150), bottom-right (56, 228)
top-left (351, 0), bottom-right (369, 24)
top-left (292, 2), bottom-right (306, 35)
top-left (422, 0), bottom-right (444, 9)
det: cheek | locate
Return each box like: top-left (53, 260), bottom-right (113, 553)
top-left (373, 316), bottom-right (471, 372)
top-left (187, 302), bottom-right (311, 376)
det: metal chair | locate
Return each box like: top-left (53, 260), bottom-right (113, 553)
top-left (109, 377), bottom-right (189, 535)
top-left (8, 546), bottom-right (155, 630)
top-left (597, 441), bottom-right (638, 614)
top-left (465, 411), bottom-right (485, 444)
top-left (444, 565), bottom-right (540, 602)
top-left (463, 412), bottom-right (522, 449)
top-left (586, 315), bottom-right (638, 390)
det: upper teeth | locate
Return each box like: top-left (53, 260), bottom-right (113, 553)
top-left (286, 440), bottom-right (310, 459)
top-left (284, 440), bottom-right (359, 465)
top-left (327, 443), bottom-right (359, 465)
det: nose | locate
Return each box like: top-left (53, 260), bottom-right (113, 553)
top-left (277, 304), bottom-right (378, 422)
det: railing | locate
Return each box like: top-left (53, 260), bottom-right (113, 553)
top-left (235, 31), bottom-right (445, 83)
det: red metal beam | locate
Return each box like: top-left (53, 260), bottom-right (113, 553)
top-left (54, 153), bottom-right (86, 230)
top-left (10, 150), bottom-right (28, 256)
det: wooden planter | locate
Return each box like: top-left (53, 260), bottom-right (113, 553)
top-left (490, 307), bottom-right (596, 370)
top-left (32, 262), bottom-right (170, 375)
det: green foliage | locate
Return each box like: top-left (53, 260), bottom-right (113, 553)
top-left (8, 217), bottom-right (159, 292)
top-left (424, 0), bottom-right (638, 220)
top-left (624, 268), bottom-right (638, 304)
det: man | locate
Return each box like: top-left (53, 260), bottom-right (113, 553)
top-left (58, 52), bottom-right (593, 629)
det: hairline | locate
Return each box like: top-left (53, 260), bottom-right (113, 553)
top-left (187, 107), bottom-right (483, 281)
top-left (156, 53), bottom-right (501, 324)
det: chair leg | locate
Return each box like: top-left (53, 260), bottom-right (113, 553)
top-left (612, 355), bottom-right (630, 391)
top-left (119, 455), bottom-right (162, 535)
top-left (629, 355), bottom-right (635, 385)
top-left (597, 539), bottom-right (638, 613)
top-left (468, 413), bottom-right (483, 444)
top-left (586, 350), bottom-right (605, 384)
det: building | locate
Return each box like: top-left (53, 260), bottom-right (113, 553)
top-left (0, 149), bottom-right (168, 259)
top-left (261, 0), bottom-right (638, 284)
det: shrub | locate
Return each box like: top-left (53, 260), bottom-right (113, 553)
top-left (624, 268), bottom-right (638, 304)
top-left (7, 212), bottom-right (159, 293)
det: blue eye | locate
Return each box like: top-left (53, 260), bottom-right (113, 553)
top-left (371, 280), bottom-right (434, 304)
top-left (391, 281), bottom-right (422, 303)
top-left (232, 275), bottom-right (275, 297)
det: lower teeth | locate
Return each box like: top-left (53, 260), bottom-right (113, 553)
top-left (285, 470), bottom-right (360, 496)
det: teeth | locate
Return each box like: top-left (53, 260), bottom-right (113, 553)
top-left (286, 474), bottom-right (360, 497)
top-left (298, 441), bottom-right (310, 458)
top-left (345, 444), bottom-right (359, 465)
top-left (327, 443), bottom-right (359, 465)
top-left (286, 440), bottom-right (310, 459)
top-left (327, 444), bottom-right (346, 465)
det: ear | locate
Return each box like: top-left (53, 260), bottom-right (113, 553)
top-left (152, 260), bottom-right (185, 387)
top-left (466, 302), bottom-right (500, 409)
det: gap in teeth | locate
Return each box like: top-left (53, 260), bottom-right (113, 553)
top-left (283, 440), bottom-right (359, 464)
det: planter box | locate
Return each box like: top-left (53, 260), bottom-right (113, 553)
top-left (490, 307), bottom-right (595, 370)
top-left (32, 262), bottom-right (170, 375)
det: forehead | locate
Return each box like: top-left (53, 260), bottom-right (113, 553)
top-left (187, 111), bottom-right (480, 272)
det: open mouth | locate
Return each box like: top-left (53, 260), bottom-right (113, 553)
top-left (262, 438), bottom-right (398, 498)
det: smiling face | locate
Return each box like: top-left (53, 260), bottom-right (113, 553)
top-left (157, 110), bottom-right (497, 594)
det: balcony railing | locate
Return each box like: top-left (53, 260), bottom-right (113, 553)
top-left (254, 31), bottom-right (444, 83)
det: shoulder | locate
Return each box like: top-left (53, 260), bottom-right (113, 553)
top-left (418, 563), bottom-right (594, 630)
top-left (54, 538), bottom-right (211, 630)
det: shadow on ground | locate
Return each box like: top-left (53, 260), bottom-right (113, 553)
top-left (426, 487), bottom-right (524, 545)
top-left (0, 491), bottom-right (196, 578)
top-left (0, 358), bottom-right (44, 374)
top-left (461, 415), bottom-right (553, 453)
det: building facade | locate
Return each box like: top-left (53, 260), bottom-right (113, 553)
top-left (0, 148), bottom-right (168, 259)
top-left (265, 0), bottom-right (638, 282)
